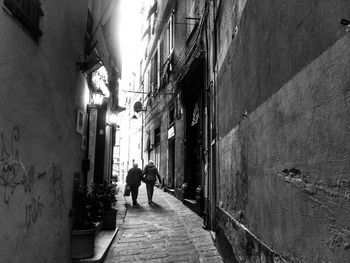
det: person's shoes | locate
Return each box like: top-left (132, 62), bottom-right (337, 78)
top-left (148, 200), bottom-right (152, 204)
top-left (133, 202), bottom-right (138, 206)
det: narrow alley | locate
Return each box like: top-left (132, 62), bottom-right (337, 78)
top-left (105, 184), bottom-right (223, 263)
top-left (1, 0), bottom-right (350, 262)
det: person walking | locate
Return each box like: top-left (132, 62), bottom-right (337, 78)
top-left (143, 160), bottom-right (161, 204)
top-left (126, 163), bottom-right (143, 206)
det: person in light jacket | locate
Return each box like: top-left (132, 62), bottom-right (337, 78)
top-left (126, 163), bottom-right (143, 206)
top-left (143, 160), bottom-right (161, 204)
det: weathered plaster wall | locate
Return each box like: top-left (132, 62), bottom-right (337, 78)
top-left (218, 0), bottom-right (350, 136)
top-left (0, 0), bottom-right (87, 262)
top-left (215, 0), bottom-right (247, 71)
top-left (217, 30), bottom-right (350, 263)
top-left (216, 0), bottom-right (350, 262)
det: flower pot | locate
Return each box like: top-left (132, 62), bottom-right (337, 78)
top-left (71, 227), bottom-right (96, 259)
top-left (102, 209), bottom-right (117, 230)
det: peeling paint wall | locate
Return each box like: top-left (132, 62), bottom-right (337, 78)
top-left (0, 1), bottom-right (87, 262)
top-left (216, 0), bottom-right (350, 262)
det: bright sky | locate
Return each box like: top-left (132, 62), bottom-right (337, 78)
top-left (119, 0), bottom-right (151, 105)
top-left (117, 0), bottom-right (153, 168)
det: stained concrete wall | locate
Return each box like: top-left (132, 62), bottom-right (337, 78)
top-left (216, 0), bottom-right (350, 262)
top-left (0, 1), bottom-right (88, 262)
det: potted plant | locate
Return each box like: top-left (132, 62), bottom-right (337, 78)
top-left (90, 181), bottom-right (118, 230)
top-left (71, 185), bottom-right (99, 259)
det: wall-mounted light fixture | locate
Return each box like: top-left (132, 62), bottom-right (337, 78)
top-left (77, 58), bottom-right (103, 76)
top-left (105, 112), bottom-right (119, 129)
top-left (76, 48), bottom-right (104, 77)
top-left (108, 112), bottom-right (118, 125)
top-left (90, 88), bottom-right (104, 107)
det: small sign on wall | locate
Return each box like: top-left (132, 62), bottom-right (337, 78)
top-left (81, 135), bottom-right (87, 151)
top-left (76, 109), bottom-right (85, 135)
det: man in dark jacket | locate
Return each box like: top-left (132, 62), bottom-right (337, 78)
top-left (126, 163), bottom-right (143, 206)
top-left (143, 160), bottom-right (161, 204)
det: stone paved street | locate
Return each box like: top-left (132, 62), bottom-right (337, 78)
top-left (105, 183), bottom-right (223, 263)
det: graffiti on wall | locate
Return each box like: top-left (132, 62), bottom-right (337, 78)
top-left (0, 127), bottom-right (24, 206)
top-left (48, 163), bottom-right (66, 218)
top-left (25, 195), bottom-right (44, 229)
top-left (0, 127), bottom-right (67, 229)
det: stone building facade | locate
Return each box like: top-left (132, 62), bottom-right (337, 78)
top-left (0, 0), bottom-right (121, 262)
top-left (140, 0), bottom-right (350, 262)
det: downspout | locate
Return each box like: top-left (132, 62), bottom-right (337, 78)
top-left (211, 0), bottom-right (219, 232)
top-left (203, 0), bottom-right (210, 229)
top-left (141, 83), bottom-right (145, 168)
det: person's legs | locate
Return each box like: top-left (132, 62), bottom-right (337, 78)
top-left (146, 181), bottom-right (155, 203)
top-left (146, 181), bottom-right (152, 202)
top-left (130, 186), bottom-right (139, 205)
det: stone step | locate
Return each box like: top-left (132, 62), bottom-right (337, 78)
top-left (73, 228), bottom-right (119, 263)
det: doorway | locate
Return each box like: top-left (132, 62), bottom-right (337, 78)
top-left (168, 137), bottom-right (175, 188)
top-left (185, 100), bottom-right (202, 200)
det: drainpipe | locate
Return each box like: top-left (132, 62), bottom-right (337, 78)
top-left (210, 0), bottom-right (218, 232)
top-left (141, 83), bottom-right (145, 168)
top-left (203, 1), bottom-right (210, 230)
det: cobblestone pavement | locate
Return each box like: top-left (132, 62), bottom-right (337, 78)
top-left (105, 183), bottom-right (223, 263)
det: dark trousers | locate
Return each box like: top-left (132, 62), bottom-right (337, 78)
top-left (129, 185), bottom-right (139, 204)
top-left (145, 181), bottom-right (155, 202)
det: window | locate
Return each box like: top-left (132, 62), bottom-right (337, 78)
top-left (154, 127), bottom-right (161, 170)
top-left (3, 0), bottom-right (44, 41)
top-left (175, 93), bottom-right (183, 118)
top-left (159, 41), bottom-right (164, 74)
top-left (167, 11), bottom-right (175, 54)
top-left (148, 1), bottom-right (157, 35)
top-left (213, 0), bottom-right (222, 66)
top-left (191, 103), bottom-right (199, 126)
top-left (151, 50), bottom-right (158, 94)
top-left (169, 107), bottom-right (175, 126)
top-left (154, 127), bottom-right (161, 146)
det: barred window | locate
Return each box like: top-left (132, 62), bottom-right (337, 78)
top-left (154, 127), bottom-right (160, 146)
top-left (3, 0), bottom-right (44, 41)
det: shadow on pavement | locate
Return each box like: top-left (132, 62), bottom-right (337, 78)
top-left (124, 203), bottom-right (148, 211)
top-left (149, 202), bottom-right (165, 211)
